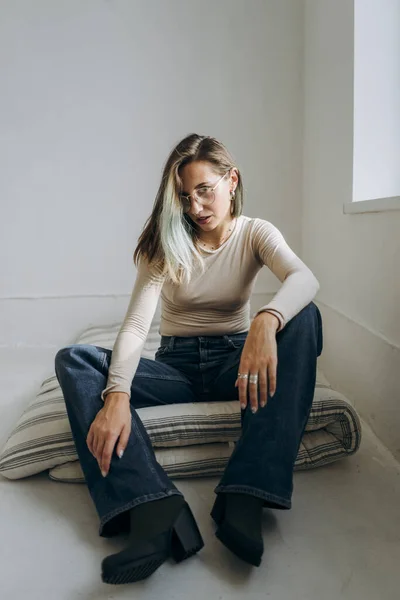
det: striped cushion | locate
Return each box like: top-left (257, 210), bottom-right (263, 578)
top-left (48, 390), bottom-right (361, 482)
top-left (0, 321), bottom-right (362, 481)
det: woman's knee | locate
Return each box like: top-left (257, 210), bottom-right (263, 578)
top-left (290, 301), bottom-right (319, 326)
top-left (54, 344), bottom-right (105, 375)
top-left (55, 345), bottom-right (76, 373)
top-left (284, 302), bottom-right (323, 354)
top-left (281, 302), bottom-right (320, 338)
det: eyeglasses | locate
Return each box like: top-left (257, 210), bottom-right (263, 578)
top-left (180, 170), bottom-right (230, 214)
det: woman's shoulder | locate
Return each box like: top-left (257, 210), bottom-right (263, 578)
top-left (239, 216), bottom-right (285, 257)
top-left (136, 254), bottom-right (166, 284)
top-left (240, 214), bottom-right (278, 234)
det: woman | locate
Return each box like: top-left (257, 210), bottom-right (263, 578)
top-left (55, 133), bottom-right (323, 585)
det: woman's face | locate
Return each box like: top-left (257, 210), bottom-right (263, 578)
top-left (179, 160), bottom-right (238, 231)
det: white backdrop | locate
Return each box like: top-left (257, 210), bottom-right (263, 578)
top-left (0, 0), bottom-right (304, 348)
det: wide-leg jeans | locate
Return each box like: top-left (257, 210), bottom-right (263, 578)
top-left (54, 301), bottom-right (323, 538)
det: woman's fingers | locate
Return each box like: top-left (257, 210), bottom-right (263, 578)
top-left (94, 434), bottom-right (104, 466)
top-left (116, 423), bottom-right (131, 459)
top-left (237, 375), bottom-right (248, 410)
top-left (100, 434), bottom-right (119, 476)
top-left (86, 425), bottom-right (94, 456)
top-left (236, 362), bottom-right (276, 413)
top-left (92, 432), bottom-right (98, 458)
top-left (267, 359), bottom-right (277, 397)
top-left (86, 401), bottom-right (132, 477)
top-left (258, 368), bottom-right (268, 407)
top-left (248, 374), bottom-right (259, 413)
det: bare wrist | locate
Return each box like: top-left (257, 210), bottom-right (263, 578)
top-left (104, 392), bottom-right (130, 405)
top-left (255, 311), bottom-right (280, 332)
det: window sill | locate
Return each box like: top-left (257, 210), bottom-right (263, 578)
top-left (343, 196), bottom-right (400, 214)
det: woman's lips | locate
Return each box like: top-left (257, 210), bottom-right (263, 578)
top-left (197, 216), bottom-right (212, 224)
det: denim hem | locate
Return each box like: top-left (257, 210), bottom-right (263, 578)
top-left (214, 484), bottom-right (292, 510)
top-left (98, 489), bottom-right (184, 537)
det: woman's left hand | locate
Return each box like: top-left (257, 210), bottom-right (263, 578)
top-left (235, 312), bottom-right (279, 413)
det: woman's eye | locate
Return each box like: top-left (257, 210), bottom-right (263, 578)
top-left (197, 187), bottom-right (210, 196)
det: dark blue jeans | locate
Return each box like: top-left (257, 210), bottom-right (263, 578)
top-left (54, 301), bottom-right (323, 538)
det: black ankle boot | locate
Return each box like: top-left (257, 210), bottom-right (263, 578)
top-left (211, 493), bottom-right (264, 567)
top-left (129, 495), bottom-right (185, 542)
top-left (101, 496), bottom-right (204, 584)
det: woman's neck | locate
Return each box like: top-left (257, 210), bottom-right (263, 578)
top-left (196, 216), bottom-right (237, 249)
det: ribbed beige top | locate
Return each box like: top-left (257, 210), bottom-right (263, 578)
top-left (101, 215), bottom-right (319, 401)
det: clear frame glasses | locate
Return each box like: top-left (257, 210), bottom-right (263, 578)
top-left (180, 170), bottom-right (231, 214)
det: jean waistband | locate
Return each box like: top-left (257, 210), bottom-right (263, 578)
top-left (160, 331), bottom-right (248, 350)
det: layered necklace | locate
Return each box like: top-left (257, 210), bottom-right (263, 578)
top-left (197, 218), bottom-right (237, 251)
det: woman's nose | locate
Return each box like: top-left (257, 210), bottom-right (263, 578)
top-left (190, 196), bottom-right (203, 214)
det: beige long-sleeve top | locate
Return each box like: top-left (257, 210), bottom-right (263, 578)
top-left (101, 215), bottom-right (320, 401)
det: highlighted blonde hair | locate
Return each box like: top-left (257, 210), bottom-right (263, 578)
top-left (133, 133), bottom-right (244, 284)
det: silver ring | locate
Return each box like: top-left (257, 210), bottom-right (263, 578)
top-left (237, 372), bottom-right (248, 379)
top-left (249, 374), bottom-right (258, 384)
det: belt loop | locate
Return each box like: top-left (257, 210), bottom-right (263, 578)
top-left (169, 336), bottom-right (176, 351)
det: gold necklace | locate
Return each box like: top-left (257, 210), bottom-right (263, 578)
top-left (198, 218), bottom-right (237, 251)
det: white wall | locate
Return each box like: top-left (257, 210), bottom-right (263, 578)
top-left (353, 0), bottom-right (400, 201)
top-left (303, 0), bottom-right (400, 460)
top-left (0, 0), bottom-right (304, 349)
top-left (2, 0), bottom-right (399, 458)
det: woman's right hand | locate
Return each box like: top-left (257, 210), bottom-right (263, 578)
top-left (86, 392), bottom-right (131, 477)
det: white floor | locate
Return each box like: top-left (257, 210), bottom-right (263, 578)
top-left (1, 348), bottom-right (400, 600)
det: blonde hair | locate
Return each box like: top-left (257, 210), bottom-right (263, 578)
top-left (133, 134), bottom-right (244, 284)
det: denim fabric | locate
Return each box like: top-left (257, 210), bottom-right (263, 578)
top-left (54, 301), bottom-right (323, 538)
